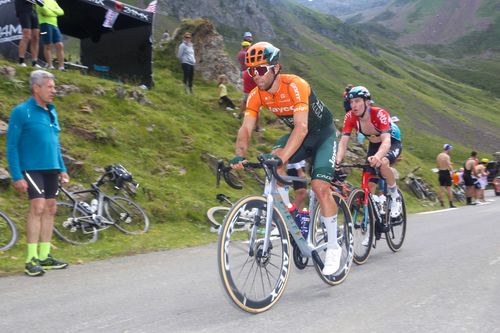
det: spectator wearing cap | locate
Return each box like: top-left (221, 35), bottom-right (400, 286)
top-left (242, 31), bottom-right (253, 43)
top-left (436, 144), bottom-right (456, 208)
top-left (475, 158), bottom-right (489, 203)
top-left (238, 41), bottom-right (251, 74)
top-left (177, 32), bottom-right (196, 94)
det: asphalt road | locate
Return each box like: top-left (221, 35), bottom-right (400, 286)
top-left (1, 191), bottom-right (499, 333)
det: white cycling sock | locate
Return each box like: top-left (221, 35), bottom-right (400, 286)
top-left (321, 215), bottom-right (339, 249)
top-left (387, 184), bottom-right (399, 198)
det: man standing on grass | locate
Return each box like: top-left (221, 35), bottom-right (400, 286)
top-left (7, 70), bottom-right (69, 276)
top-left (436, 144), bottom-right (456, 208)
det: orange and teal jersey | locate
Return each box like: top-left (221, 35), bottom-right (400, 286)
top-left (245, 74), bottom-right (333, 132)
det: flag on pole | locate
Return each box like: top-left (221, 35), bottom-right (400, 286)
top-left (145, 0), bottom-right (157, 13)
top-left (103, 9), bottom-right (119, 28)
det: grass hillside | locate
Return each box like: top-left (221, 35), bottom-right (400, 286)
top-left (1, 0), bottom-right (499, 274)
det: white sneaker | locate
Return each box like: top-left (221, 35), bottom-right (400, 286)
top-left (19, 62), bottom-right (27, 67)
top-left (389, 196), bottom-right (402, 218)
top-left (226, 107), bottom-right (234, 111)
top-left (361, 236), bottom-right (370, 246)
top-left (33, 63), bottom-right (42, 69)
top-left (322, 247), bottom-right (342, 275)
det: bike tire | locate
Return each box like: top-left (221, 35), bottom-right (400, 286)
top-left (0, 211), bottom-right (17, 252)
top-left (53, 202), bottom-right (98, 245)
top-left (218, 195), bottom-right (291, 313)
top-left (347, 188), bottom-right (374, 265)
top-left (207, 206), bottom-right (229, 228)
top-left (409, 180), bottom-right (426, 199)
top-left (385, 189), bottom-right (407, 252)
top-left (311, 192), bottom-right (353, 285)
top-left (105, 196), bottom-right (149, 235)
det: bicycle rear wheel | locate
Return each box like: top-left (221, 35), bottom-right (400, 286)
top-left (0, 211), bottom-right (17, 251)
top-left (409, 180), bottom-right (426, 199)
top-left (218, 195), bottom-right (291, 313)
top-left (54, 202), bottom-right (98, 245)
top-left (385, 190), bottom-right (407, 251)
top-left (311, 192), bottom-right (353, 285)
top-left (105, 196), bottom-right (149, 235)
top-left (348, 188), bottom-right (374, 265)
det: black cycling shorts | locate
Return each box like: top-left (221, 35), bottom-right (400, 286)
top-left (17, 11), bottom-right (39, 30)
top-left (23, 170), bottom-right (59, 200)
top-left (463, 172), bottom-right (475, 187)
top-left (438, 170), bottom-right (452, 187)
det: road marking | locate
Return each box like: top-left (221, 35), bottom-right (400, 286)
top-left (490, 257), bottom-right (500, 266)
top-left (417, 208), bottom-right (458, 215)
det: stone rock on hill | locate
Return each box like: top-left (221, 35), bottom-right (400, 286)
top-left (173, 19), bottom-right (241, 86)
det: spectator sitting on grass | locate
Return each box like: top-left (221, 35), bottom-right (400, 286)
top-left (217, 74), bottom-right (235, 111)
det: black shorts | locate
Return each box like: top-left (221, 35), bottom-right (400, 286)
top-left (463, 172), bottom-right (475, 187)
top-left (438, 170), bottom-right (452, 187)
top-left (287, 168), bottom-right (307, 191)
top-left (17, 11), bottom-right (39, 30)
top-left (23, 170), bottom-right (59, 200)
top-left (367, 139), bottom-right (402, 165)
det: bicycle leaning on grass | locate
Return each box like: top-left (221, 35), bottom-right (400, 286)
top-left (342, 163), bottom-right (407, 265)
top-left (54, 164), bottom-right (149, 245)
top-left (0, 210), bottom-right (17, 252)
top-left (217, 154), bottom-right (353, 313)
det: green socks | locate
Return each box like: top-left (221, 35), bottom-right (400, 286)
top-left (26, 243), bottom-right (39, 263)
top-left (39, 242), bottom-right (51, 261)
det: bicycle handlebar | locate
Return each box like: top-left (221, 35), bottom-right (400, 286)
top-left (216, 155), bottom-right (307, 189)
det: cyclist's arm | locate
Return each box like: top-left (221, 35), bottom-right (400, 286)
top-left (277, 109), bottom-right (308, 164)
top-left (234, 114), bottom-right (257, 158)
top-left (336, 135), bottom-right (350, 165)
top-left (373, 132), bottom-right (391, 160)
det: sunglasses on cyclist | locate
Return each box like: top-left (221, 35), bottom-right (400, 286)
top-left (247, 65), bottom-right (275, 78)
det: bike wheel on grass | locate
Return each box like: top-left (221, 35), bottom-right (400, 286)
top-left (385, 189), bottom-right (407, 251)
top-left (218, 195), bottom-right (291, 314)
top-left (0, 211), bottom-right (17, 252)
top-left (104, 196), bottom-right (149, 235)
top-left (311, 192), bottom-right (353, 285)
top-left (348, 188), bottom-right (375, 265)
top-left (54, 202), bottom-right (98, 245)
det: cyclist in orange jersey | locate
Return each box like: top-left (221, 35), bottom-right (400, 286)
top-left (229, 42), bottom-right (342, 275)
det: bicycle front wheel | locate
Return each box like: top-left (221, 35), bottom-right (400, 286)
top-left (348, 188), bottom-right (374, 265)
top-left (311, 192), bottom-right (353, 285)
top-left (385, 190), bottom-right (407, 252)
top-left (0, 211), bottom-right (17, 251)
top-left (218, 195), bottom-right (291, 313)
top-left (54, 202), bottom-right (98, 245)
top-left (105, 196), bottom-right (149, 235)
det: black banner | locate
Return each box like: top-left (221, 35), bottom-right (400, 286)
top-left (81, 0), bottom-right (153, 23)
top-left (0, 0), bottom-right (22, 60)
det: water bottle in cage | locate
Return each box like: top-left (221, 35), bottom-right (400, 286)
top-left (299, 208), bottom-right (310, 238)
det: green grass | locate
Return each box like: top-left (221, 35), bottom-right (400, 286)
top-left (1, 5), bottom-right (500, 275)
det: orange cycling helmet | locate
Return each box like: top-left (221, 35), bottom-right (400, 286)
top-left (245, 42), bottom-right (280, 67)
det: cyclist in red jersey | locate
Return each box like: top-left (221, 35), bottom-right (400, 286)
top-left (229, 42), bottom-right (342, 275)
top-left (335, 86), bottom-right (403, 218)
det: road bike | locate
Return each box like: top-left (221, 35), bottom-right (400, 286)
top-left (217, 155), bottom-right (353, 313)
top-left (0, 210), bottom-right (17, 252)
top-left (342, 163), bottom-right (407, 265)
top-left (404, 166), bottom-right (437, 202)
top-left (54, 164), bottom-right (149, 245)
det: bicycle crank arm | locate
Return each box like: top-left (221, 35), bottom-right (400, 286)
top-left (311, 250), bottom-right (323, 270)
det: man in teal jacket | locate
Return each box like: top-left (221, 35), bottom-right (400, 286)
top-left (7, 70), bottom-right (69, 276)
top-left (36, 0), bottom-right (65, 70)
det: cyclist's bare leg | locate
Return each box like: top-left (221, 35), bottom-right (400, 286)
top-left (379, 157), bottom-right (396, 188)
top-left (40, 199), bottom-right (57, 242)
top-left (312, 179), bottom-right (337, 216)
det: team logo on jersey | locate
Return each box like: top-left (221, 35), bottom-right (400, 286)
top-left (377, 111), bottom-right (388, 125)
top-left (280, 93), bottom-right (286, 99)
top-left (290, 82), bottom-right (301, 101)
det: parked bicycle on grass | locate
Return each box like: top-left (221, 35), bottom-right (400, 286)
top-left (217, 155), bottom-right (353, 313)
top-left (54, 164), bottom-right (149, 245)
top-left (404, 166), bottom-right (438, 202)
top-left (0, 210), bottom-right (18, 252)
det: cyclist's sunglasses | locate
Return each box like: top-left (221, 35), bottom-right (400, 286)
top-left (247, 65), bottom-right (275, 78)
